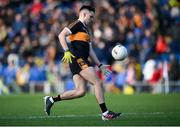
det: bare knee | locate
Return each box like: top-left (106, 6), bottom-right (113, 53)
top-left (94, 79), bottom-right (102, 86)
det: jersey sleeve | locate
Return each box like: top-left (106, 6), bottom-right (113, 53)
top-left (67, 21), bottom-right (81, 34)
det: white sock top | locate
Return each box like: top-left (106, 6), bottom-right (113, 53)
top-left (102, 110), bottom-right (109, 116)
top-left (49, 97), bottom-right (54, 103)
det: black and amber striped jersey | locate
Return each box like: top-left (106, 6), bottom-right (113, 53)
top-left (66, 20), bottom-right (90, 59)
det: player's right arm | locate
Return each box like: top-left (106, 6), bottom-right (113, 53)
top-left (58, 27), bottom-right (75, 63)
top-left (58, 27), bottom-right (71, 51)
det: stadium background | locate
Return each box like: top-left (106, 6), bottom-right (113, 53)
top-left (0, 0), bottom-right (179, 94)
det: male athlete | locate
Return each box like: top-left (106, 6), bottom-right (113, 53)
top-left (44, 5), bottom-right (121, 120)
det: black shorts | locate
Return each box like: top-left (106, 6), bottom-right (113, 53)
top-left (69, 57), bottom-right (91, 75)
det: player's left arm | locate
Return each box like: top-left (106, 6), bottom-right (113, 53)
top-left (89, 43), bottom-right (101, 66)
top-left (89, 43), bottom-right (111, 77)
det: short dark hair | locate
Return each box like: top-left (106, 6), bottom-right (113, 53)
top-left (80, 5), bottom-right (95, 13)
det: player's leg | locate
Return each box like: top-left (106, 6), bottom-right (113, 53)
top-left (57, 74), bottom-right (86, 100)
top-left (80, 67), bottom-right (104, 103)
top-left (80, 67), bottom-right (121, 120)
top-left (44, 74), bottom-right (86, 115)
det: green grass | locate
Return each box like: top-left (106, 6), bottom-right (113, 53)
top-left (0, 93), bottom-right (180, 126)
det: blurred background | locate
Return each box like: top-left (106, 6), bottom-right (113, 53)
top-left (0, 0), bottom-right (179, 95)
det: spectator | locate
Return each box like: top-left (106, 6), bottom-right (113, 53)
top-left (3, 54), bottom-right (21, 93)
top-left (12, 14), bottom-right (26, 34)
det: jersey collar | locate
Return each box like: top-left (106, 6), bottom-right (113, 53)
top-left (78, 19), bottom-right (87, 28)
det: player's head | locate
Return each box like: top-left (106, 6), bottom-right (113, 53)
top-left (79, 5), bottom-right (95, 25)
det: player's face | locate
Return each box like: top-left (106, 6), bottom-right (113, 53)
top-left (84, 11), bottom-right (94, 25)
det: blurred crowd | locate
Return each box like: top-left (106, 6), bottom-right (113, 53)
top-left (0, 0), bottom-right (180, 94)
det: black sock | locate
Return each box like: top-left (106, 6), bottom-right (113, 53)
top-left (99, 103), bottom-right (108, 113)
top-left (52, 95), bottom-right (61, 102)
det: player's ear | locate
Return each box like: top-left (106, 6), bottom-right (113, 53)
top-left (83, 12), bottom-right (86, 18)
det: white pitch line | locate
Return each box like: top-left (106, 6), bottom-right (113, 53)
top-left (0, 112), bottom-right (178, 120)
top-left (0, 114), bottom-right (100, 120)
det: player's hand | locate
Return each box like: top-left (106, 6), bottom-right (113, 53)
top-left (62, 50), bottom-right (75, 63)
top-left (98, 64), bottom-right (112, 78)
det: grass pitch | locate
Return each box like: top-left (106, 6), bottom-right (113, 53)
top-left (0, 93), bottom-right (180, 126)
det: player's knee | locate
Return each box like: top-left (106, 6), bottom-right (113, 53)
top-left (94, 79), bottom-right (102, 86)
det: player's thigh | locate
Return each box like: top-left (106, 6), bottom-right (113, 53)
top-left (80, 67), bottom-right (101, 85)
top-left (73, 74), bottom-right (86, 90)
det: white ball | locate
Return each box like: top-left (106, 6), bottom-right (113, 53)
top-left (112, 44), bottom-right (128, 60)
